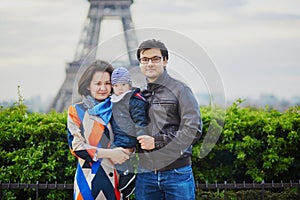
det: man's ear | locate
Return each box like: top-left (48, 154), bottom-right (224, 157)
top-left (163, 59), bottom-right (168, 68)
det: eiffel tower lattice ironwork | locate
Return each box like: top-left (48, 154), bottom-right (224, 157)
top-left (50, 0), bottom-right (138, 112)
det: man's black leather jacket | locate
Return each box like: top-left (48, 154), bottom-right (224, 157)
top-left (139, 70), bottom-right (202, 171)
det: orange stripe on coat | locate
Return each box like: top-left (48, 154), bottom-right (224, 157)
top-left (69, 105), bottom-right (81, 128)
top-left (69, 148), bottom-right (79, 159)
top-left (76, 192), bottom-right (83, 200)
top-left (86, 121), bottom-right (105, 158)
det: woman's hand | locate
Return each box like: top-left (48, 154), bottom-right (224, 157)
top-left (109, 147), bottom-right (130, 164)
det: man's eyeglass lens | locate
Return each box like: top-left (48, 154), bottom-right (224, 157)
top-left (139, 56), bottom-right (162, 64)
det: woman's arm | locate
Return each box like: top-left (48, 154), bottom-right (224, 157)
top-left (68, 105), bottom-right (130, 164)
top-left (96, 147), bottom-right (130, 164)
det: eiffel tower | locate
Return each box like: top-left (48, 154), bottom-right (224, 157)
top-left (50, 0), bottom-right (139, 112)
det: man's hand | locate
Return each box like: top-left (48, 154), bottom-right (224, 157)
top-left (137, 135), bottom-right (155, 150)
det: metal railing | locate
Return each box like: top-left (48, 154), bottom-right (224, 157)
top-left (0, 181), bottom-right (72, 200)
top-left (196, 180), bottom-right (300, 200)
top-left (1, 180), bottom-right (300, 199)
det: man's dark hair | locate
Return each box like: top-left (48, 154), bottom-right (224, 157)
top-left (136, 39), bottom-right (169, 61)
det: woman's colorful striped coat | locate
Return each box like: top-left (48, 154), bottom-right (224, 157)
top-left (68, 103), bottom-right (120, 200)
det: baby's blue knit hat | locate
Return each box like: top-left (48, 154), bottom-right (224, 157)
top-left (111, 67), bottom-right (132, 85)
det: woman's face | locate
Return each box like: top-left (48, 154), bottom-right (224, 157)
top-left (88, 71), bottom-right (112, 101)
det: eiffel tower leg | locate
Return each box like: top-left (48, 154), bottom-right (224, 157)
top-left (50, 0), bottom-right (138, 112)
top-left (122, 10), bottom-right (139, 67)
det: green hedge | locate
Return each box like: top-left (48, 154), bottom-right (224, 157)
top-left (0, 99), bottom-right (299, 199)
top-left (192, 100), bottom-right (300, 183)
top-left (0, 102), bottom-right (74, 199)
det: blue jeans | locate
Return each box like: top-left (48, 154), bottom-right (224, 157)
top-left (135, 165), bottom-right (195, 200)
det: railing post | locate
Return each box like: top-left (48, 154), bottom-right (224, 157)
top-left (35, 181), bottom-right (39, 200)
top-left (261, 180), bottom-right (265, 200)
top-left (64, 181), bottom-right (66, 190)
top-left (243, 181), bottom-right (246, 199)
top-left (224, 181), bottom-right (227, 200)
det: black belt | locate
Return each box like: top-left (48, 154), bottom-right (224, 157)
top-left (154, 156), bottom-right (191, 173)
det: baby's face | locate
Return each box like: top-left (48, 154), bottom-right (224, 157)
top-left (112, 83), bottom-right (131, 96)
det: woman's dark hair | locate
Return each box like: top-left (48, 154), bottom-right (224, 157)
top-left (78, 60), bottom-right (114, 96)
top-left (136, 39), bottom-right (169, 61)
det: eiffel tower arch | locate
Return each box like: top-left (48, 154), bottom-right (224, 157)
top-left (50, 0), bottom-right (139, 112)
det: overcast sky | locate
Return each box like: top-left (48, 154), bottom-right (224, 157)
top-left (0, 0), bottom-right (300, 104)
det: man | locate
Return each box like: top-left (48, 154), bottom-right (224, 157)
top-left (136, 39), bottom-right (202, 200)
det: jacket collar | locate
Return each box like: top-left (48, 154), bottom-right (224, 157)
top-left (147, 69), bottom-right (169, 90)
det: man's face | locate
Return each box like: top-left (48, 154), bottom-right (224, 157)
top-left (139, 48), bottom-right (167, 83)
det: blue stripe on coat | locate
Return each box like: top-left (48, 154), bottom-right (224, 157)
top-left (75, 104), bottom-right (85, 123)
top-left (76, 162), bottom-right (94, 200)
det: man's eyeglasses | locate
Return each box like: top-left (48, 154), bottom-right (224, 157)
top-left (139, 56), bottom-right (163, 64)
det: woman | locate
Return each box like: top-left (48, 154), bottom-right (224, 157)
top-left (67, 60), bottom-right (130, 200)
